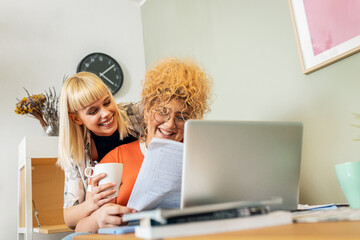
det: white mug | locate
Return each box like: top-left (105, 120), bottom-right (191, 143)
top-left (85, 163), bottom-right (123, 197)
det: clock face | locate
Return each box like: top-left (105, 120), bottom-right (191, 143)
top-left (77, 53), bottom-right (123, 95)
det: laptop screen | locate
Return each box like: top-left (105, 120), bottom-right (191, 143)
top-left (181, 120), bottom-right (303, 211)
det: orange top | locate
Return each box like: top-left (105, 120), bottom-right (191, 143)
top-left (100, 140), bottom-right (144, 206)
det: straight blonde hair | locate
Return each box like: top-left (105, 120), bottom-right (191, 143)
top-left (57, 72), bottom-right (130, 170)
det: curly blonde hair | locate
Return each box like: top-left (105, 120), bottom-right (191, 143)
top-left (141, 58), bottom-right (212, 121)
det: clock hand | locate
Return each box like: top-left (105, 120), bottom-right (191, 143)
top-left (99, 64), bottom-right (115, 76)
top-left (100, 73), bottom-right (115, 85)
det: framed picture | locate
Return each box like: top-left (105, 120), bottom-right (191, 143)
top-left (289, 0), bottom-right (360, 74)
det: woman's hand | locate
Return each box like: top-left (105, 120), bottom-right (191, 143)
top-left (75, 203), bottom-right (136, 233)
top-left (86, 173), bottom-right (117, 212)
top-left (94, 203), bottom-right (136, 229)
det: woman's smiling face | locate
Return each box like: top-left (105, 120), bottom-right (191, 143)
top-left (71, 95), bottom-right (118, 136)
top-left (145, 99), bottom-right (187, 147)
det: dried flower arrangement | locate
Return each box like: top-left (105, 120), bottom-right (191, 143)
top-left (15, 87), bottom-right (59, 136)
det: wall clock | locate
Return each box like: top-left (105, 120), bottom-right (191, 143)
top-left (77, 52), bottom-right (124, 95)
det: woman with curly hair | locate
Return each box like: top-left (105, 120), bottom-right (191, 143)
top-left (75, 58), bottom-right (212, 233)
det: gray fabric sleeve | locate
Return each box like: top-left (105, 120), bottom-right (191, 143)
top-left (118, 101), bottom-right (144, 138)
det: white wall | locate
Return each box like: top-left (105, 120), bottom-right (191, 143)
top-left (0, 0), bottom-right (145, 238)
top-left (2, 0), bottom-right (360, 238)
top-left (141, 0), bottom-right (360, 205)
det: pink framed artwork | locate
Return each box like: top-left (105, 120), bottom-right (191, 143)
top-left (289, 0), bottom-right (360, 74)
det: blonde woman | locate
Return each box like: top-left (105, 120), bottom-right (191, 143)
top-left (75, 58), bottom-right (212, 233)
top-left (57, 72), bottom-right (142, 229)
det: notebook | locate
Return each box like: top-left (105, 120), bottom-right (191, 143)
top-left (98, 220), bottom-right (139, 235)
top-left (181, 120), bottom-right (303, 211)
top-left (98, 225), bottom-right (136, 234)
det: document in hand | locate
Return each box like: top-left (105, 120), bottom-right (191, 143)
top-left (127, 138), bottom-right (183, 211)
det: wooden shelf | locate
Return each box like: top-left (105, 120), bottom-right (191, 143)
top-left (31, 158), bottom-right (65, 227)
top-left (18, 136), bottom-right (73, 240)
top-left (33, 224), bottom-right (73, 234)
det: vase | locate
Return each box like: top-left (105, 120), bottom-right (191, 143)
top-left (43, 125), bottom-right (59, 136)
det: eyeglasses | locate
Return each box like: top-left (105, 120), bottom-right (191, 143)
top-left (154, 109), bottom-right (189, 129)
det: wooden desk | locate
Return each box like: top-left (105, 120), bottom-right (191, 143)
top-left (73, 221), bottom-right (360, 240)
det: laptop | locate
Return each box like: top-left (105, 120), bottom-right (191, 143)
top-left (181, 120), bottom-right (303, 211)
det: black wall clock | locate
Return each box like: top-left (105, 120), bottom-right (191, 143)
top-left (77, 52), bottom-right (124, 95)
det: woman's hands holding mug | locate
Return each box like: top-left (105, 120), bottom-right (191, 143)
top-left (84, 163), bottom-right (123, 212)
top-left (86, 173), bottom-right (117, 212)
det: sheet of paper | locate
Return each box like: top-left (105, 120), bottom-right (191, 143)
top-left (127, 138), bottom-right (183, 211)
top-left (297, 204), bottom-right (338, 211)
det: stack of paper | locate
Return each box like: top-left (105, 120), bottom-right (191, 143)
top-left (293, 207), bottom-right (360, 223)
